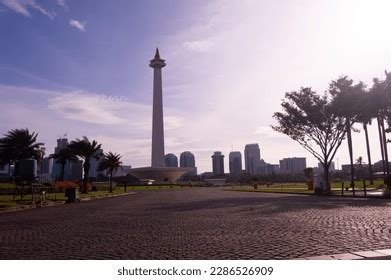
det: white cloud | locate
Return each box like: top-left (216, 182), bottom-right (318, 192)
top-left (57, 0), bottom-right (65, 7)
top-left (183, 40), bottom-right (214, 52)
top-left (0, 0), bottom-right (55, 19)
top-left (48, 92), bottom-right (132, 125)
top-left (69, 19), bottom-right (86, 32)
top-left (48, 90), bottom-right (184, 130)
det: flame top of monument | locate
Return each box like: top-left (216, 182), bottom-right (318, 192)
top-left (149, 47), bottom-right (166, 68)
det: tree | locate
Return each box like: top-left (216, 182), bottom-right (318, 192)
top-left (98, 152), bottom-right (122, 193)
top-left (49, 147), bottom-right (78, 181)
top-left (329, 76), bottom-right (363, 194)
top-left (69, 137), bottom-right (102, 193)
top-left (355, 156), bottom-right (366, 180)
top-left (371, 77), bottom-right (389, 175)
top-left (303, 167), bottom-right (313, 179)
top-left (273, 88), bottom-right (347, 193)
top-left (379, 71), bottom-right (391, 175)
top-left (356, 90), bottom-right (377, 184)
top-left (0, 128), bottom-right (44, 181)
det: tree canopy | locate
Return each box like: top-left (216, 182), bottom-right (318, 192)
top-left (273, 88), bottom-right (347, 192)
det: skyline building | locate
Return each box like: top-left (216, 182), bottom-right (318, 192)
top-left (317, 162), bottom-right (335, 174)
top-left (279, 157), bottom-right (307, 175)
top-left (0, 164), bottom-right (9, 176)
top-left (212, 151), bottom-right (225, 175)
top-left (41, 157), bottom-right (53, 175)
top-left (70, 160), bottom-right (83, 181)
top-left (229, 151), bottom-right (242, 175)
top-left (180, 151), bottom-right (195, 168)
top-left (180, 151), bottom-right (197, 175)
top-left (89, 148), bottom-right (104, 180)
top-left (165, 153), bottom-right (178, 167)
top-left (244, 143), bottom-right (261, 175)
top-left (52, 138), bottom-right (71, 180)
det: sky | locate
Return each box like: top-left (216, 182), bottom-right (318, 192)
top-left (1, 0), bottom-right (391, 173)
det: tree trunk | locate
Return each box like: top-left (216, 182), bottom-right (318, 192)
top-left (378, 116), bottom-right (386, 175)
top-left (109, 171), bottom-right (113, 193)
top-left (346, 122), bottom-right (355, 196)
top-left (82, 161), bottom-right (90, 193)
top-left (323, 161), bottom-right (330, 193)
top-left (380, 117), bottom-right (390, 175)
top-left (363, 123), bottom-right (374, 185)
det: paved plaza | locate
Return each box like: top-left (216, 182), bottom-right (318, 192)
top-left (1, 188), bottom-right (391, 259)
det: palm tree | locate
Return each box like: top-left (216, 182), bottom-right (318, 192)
top-left (371, 76), bottom-right (391, 175)
top-left (98, 152), bottom-right (122, 193)
top-left (0, 128), bottom-right (44, 181)
top-left (329, 76), bottom-right (362, 194)
top-left (356, 90), bottom-right (377, 184)
top-left (49, 148), bottom-right (78, 181)
top-left (68, 137), bottom-right (102, 193)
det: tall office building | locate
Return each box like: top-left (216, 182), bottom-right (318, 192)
top-left (164, 153), bottom-right (178, 167)
top-left (0, 164), bottom-right (10, 177)
top-left (229, 151), bottom-right (242, 175)
top-left (279, 157), bottom-right (307, 175)
top-left (52, 138), bottom-right (72, 180)
top-left (89, 149), bottom-right (104, 180)
top-left (41, 157), bottom-right (53, 175)
top-left (70, 160), bottom-right (83, 180)
top-left (180, 151), bottom-right (195, 168)
top-left (244, 143), bottom-right (261, 175)
top-left (180, 151), bottom-right (197, 175)
top-left (317, 162), bottom-right (335, 174)
top-left (212, 151), bottom-right (225, 175)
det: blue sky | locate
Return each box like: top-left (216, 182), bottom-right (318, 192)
top-left (1, 0), bottom-right (391, 172)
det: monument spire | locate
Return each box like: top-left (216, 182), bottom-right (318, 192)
top-left (154, 47), bottom-right (160, 59)
top-left (149, 48), bottom-right (166, 167)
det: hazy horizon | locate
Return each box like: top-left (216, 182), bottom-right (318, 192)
top-left (1, 0), bottom-right (391, 173)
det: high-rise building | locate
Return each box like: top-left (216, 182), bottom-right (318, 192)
top-left (279, 157), bottom-right (307, 175)
top-left (180, 151), bottom-right (195, 168)
top-left (52, 138), bottom-right (72, 180)
top-left (229, 151), bottom-right (242, 175)
top-left (70, 160), bottom-right (83, 180)
top-left (317, 162), bottom-right (335, 174)
top-left (180, 151), bottom-right (197, 175)
top-left (0, 164), bottom-right (10, 176)
top-left (244, 144), bottom-right (261, 175)
top-left (55, 138), bottom-right (68, 153)
top-left (113, 165), bottom-right (132, 177)
top-left (165, 153), bottom-right (178, 167)
top-left (89, 149), bottom-right (104, 180)
top-left (41, 157), bottom-right (53, 175)
top-left (212, 151), bottom-right (225, 175)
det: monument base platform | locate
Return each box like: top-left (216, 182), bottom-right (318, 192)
top-left (128, 167), bottom-right (193, 183)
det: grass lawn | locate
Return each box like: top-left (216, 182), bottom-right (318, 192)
top-left (0, 184), bottom-right (188, 209)
top-left (0, 182), bottom-right (16, 189)
top-left (0, 189), bottom-right (129, 209)
top-left (230, 179), bottom-right (384, 195)
top-left (125, 185), bottom-right (186, 191)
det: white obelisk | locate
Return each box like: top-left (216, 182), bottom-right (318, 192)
top-left (150, 48), bottom-right (166, 167)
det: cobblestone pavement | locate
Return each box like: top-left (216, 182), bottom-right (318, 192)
top-left (1, 188), bottom-right (391, 259)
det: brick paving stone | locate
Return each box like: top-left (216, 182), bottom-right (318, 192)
top-left (1, 188), bottom-right (391, 259)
